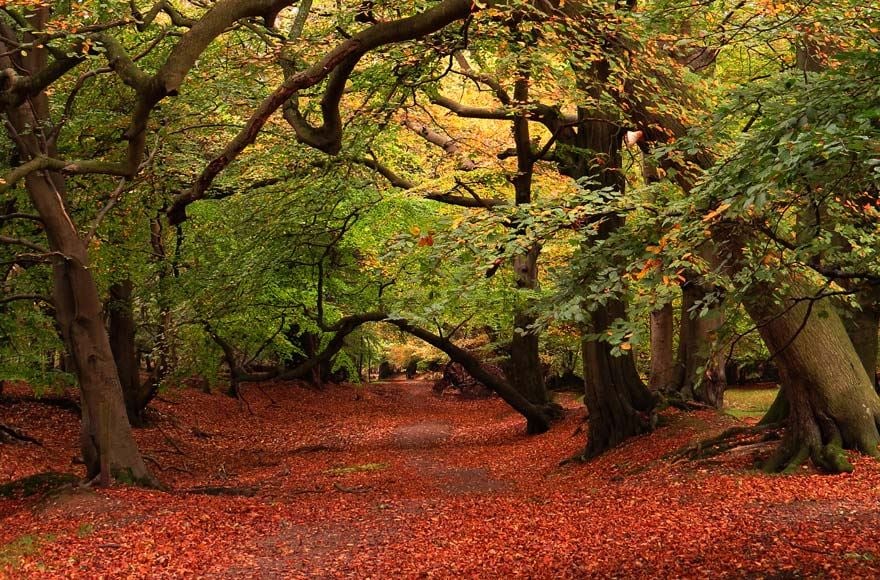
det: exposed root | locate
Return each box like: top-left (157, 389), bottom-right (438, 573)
top-left (541, 402), bottom-right (566, 422)
top-left (666, 397), bottom-right (716, 412)
top-left (0, 423), bottom-right (42, 445)
top-left (188, 485), bottom-right (258, 497)
top-left (667, 423), bottom-right (784, 463)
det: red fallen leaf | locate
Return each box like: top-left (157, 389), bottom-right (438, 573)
top-left (2, 380), bottom-right (880, 577)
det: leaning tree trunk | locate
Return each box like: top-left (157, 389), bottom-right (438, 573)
top-left (745, 275), bottom-right (880, 473)
top-left (386, 318), bottom-right (551, 434)
top-left (675, 279), bottom-right (726, 408)
top-left (32, 175), bottom-right (154, 485)
top-left (649, 303), bottom-right (676, 392)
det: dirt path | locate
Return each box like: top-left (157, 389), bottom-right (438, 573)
top-left (4, 379), bottom-right (880, 577)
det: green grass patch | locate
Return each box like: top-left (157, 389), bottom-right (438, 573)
top-left (76, 523), bottom-right (94, 538)
top-left (0, 534), bottom-right (55, 570)
top-left (724, 387), bottom-right (779, 420)
top-left (326, 462), bottom-right (389, 475)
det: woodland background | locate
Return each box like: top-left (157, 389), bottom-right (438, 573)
top-left (1, 0), bottom-right (879, 575)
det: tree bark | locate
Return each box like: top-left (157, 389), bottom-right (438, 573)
top-left (28, 173), bottom-right (153, 484)
top-left (649, 302), bottom-right (675, 392)
top-left (582, 296), bottom-right (656, 457)
top-left (674, 280), bottom-right (726, 408)
top-left (507, 71), bottom-right (549, 406)
top-left (745, 276), bottom-right (880, 473)
top-left (564, 111), bottom-right (656, 457)
top-left (107, 280), bottom-right (155, 425)
top-left (840, 290), bottom-right (880, 390)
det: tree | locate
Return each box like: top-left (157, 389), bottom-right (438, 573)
top-left (0, 0), bottom-right (479, 484)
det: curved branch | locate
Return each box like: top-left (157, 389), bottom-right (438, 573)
top-left (130, 0), bottom-right (198, 30)
top-left (280, 0), bottom-right (474, 154)
top-left (353, 156), bottom-right (506, 207)
top-left (169, 0), bottom-right (475, 223)
top-left (0, 235), bottom-right (48, 254)
top-left (384, 317), bottom-right (550, 433)
top-left (402, 118), bottom-right (477, 170)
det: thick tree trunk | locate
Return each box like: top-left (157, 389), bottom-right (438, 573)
top-left (649, 303), bottom-right (676, 392)
top-left (107, 280), bottom-right (155, 425)
top-left (562, 111), bottom-right (656, 457)
top-left (675, 280), bottom-right (726, 408)
top-left (582, 298), bottom-right (656, 457)
top-left (31, 177), bottom-right (154, 484)
top-left (745, 276), bottom-right (880, 473)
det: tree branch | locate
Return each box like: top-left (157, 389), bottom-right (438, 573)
top-left (0, 293), bottom-right (53, 307)
top-left (169, 0), bottom-right (476, 223)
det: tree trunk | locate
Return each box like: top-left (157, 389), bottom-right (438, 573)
top-left (107, 280), bottom-right (154, 426)
top-left (649, 302), bottom-right (675, 392)
top-left (32, 178), bottom-right (153, 484)
top-left (507, 71), bottom-right (549, 406)
top-left (563, 111), bottom-right (656, 457)
top-left (675, 280), bottom-right (726, 408)
top-left (582, 297), bottom-right (656, 457)
top-left (510, 246), bottom-right (548, 405)
top-left (148, 214), bottom-right (174, 398)
top-left (745, 276), bottom-right (880, 473)
top-left (840, 291), bottom-right (880, 390)
top-left (3, 41), bottom-right (153, 484)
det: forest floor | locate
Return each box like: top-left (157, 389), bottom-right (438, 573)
top-left (3, 379), bottom-right (880, 578)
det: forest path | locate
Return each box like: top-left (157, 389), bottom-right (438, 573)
top-left (4, 379), bottom-right (880, 577)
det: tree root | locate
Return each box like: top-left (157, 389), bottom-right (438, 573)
top-left (0, 423), bottom-right (42, 445)
top-left (188, 485), bottom-right (257, 497)
top-left (761, 437), bottom-right (855, 474)
top-left (667, 423), bottom-right (784, 463)
top-left (666, 397), bottom-right (717, 412)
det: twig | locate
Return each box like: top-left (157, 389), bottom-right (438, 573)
top-left (155, 424), bottom-right (189, 457)
top-left (333, 482), bottom-right (372, 494)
